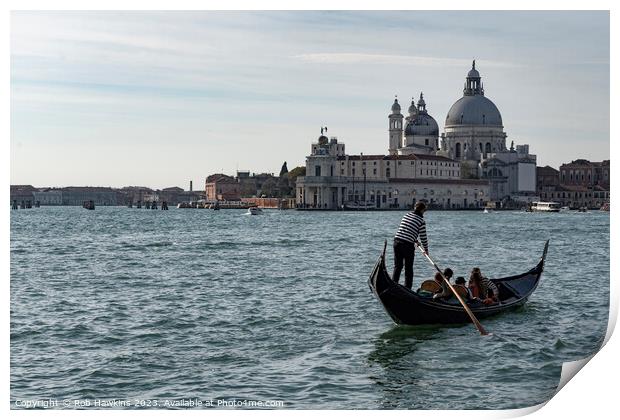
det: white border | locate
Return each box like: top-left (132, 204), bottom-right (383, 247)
top-left (3, 1), bottom-right (616, 419)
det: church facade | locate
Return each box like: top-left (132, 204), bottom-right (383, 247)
top-left (296, 61), bottom-right (537, 209)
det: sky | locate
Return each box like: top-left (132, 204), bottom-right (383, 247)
top-left (10, 11), bottom-right (610, 189)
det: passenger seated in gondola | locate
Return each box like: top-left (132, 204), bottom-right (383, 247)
top-left (454, 276), bottom-right (473, 300)
top-left (468, 267), bottom-right (499, 302)
top-left (417, 273), bottom-right (443, 297)
top-left (431, 268), bottom-right (454, 299)
top-left (482, 288), bottom-right (499, 305)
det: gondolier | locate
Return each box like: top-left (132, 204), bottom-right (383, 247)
top-left (392, 201), bottom-right (429, 289)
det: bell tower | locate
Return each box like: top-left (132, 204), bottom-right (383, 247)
top-left (388, 97), bottom-right (403, 155)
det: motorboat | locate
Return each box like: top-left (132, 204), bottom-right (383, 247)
top-left (248, 206), bottom-right (263, 215)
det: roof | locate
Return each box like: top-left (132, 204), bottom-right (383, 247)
top-left (10, 185), bottom-right (37, 192)
top-left (338, 154), bottom-right (456, 162)
top-left (445, 95), bottom-right (502, 127)
top-left (537, 165), bottom-right (559, 174)
top-left (63, 186), bottom-right (115, 192)
top-left (206, 174), bottom-right (236, 183)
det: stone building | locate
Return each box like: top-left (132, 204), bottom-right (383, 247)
top-left (537, 159), bottom-right (610, 208)
top-left (32, 187), bottom-right (117, 206)
top-left (559, 159), bottom-right (610, 189)
top-left (10, 185), bottom-right (37, 206)
top-left (296, 130), bottom-right (488, 210)
top-left (205, 174), bottom-right (241, 201)
top-left (536, 166), bottom-right (560, 192)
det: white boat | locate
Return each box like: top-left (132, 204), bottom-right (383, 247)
top-left (483, 208), bottom-right (489, 213)
top-left (529, 202), bottom-right (561, 212)
top-left (248, 206), bottom-right (263, 215)
top-left (560, 206), bottom-right (571, 212)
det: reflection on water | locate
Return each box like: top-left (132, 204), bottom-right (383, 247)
top-left (368, 325), bottom-right (445, 409)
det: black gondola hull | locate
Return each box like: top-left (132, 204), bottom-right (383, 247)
top-left (368, 241), bottom-right (548, 326)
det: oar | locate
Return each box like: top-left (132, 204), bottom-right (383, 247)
top-left (413, 241), bottom-right (489, 336)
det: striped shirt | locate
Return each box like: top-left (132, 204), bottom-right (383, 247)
top-left (394, 211), bottom-right (428, 252)
top-left (480, 277), bottom-right (499, 300)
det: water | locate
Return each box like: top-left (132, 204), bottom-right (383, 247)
top-left (10, 207), bottom-right (609, 409)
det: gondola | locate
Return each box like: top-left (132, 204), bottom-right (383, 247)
top-left (368, 240), bottom-right (549, 325)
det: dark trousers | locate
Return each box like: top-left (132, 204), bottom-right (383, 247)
top-left (392, 239), bottom-right (416, 289)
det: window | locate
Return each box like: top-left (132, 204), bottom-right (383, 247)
top-left (340, 169), bottom-right (344, 175)
top-left (315, 166), bottom-right (321, 176)
top-left (455, 143), bottom-right (461, 158)
top-left (352, 168), bottom-right (355, 176)
top-left (386, 168), bottom-right (391, 178)
top-left (425, 139), bottom-right (429, 146)
top-left (398, 161), bottom-right (402, 165)
top-left (373, 169), bottom-right (377, 175)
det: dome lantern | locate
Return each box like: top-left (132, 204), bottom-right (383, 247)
top-left (417, 92), bottom-right (427, 113)
top-left (464, 59), bottom-right (484, 96)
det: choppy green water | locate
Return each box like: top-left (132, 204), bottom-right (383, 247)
top-left (10, 207), bottom-right (609, 409)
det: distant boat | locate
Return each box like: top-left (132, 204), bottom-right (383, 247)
top-left (529, 202), bottom-right (561, 212)
top-left (560, 206), bottom-right (571, 212)
top-left (578, 206), bottom-right (588, 213)
top-left (344, 201), bottom-right (375, 211)
top-left (82, 200), bottom-right (95, 210)
top-left (483, 208), bottom-right (489, 214)
top-left (247, 206), bottom-right (262, 215)
top-left (600, 202), bottom-right (610, 212)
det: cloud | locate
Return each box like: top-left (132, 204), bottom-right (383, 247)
top-left (292, 53), bottom-right (519, 68)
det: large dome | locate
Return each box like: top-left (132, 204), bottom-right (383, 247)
top-left (445, 95), bottom-right (502, 127)
top-left (405, 114), bottom-right (439, 136)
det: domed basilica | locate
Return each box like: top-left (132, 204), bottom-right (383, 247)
top-left (388, 60), bottom-right (537, 201)
top-left (295, 61), bottom-right (537, 210)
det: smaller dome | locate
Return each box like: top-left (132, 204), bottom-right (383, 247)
top-left (318, 135), bottom-right (328, 145)
top-left (408, 99), bottom-right (417, 115)
top-left (405, 114), bottom-right (439, 137)
top-left (391, 98), bottom-right (401, 113)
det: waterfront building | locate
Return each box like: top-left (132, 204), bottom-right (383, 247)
top-left (32, 189), bottom-right (63, 205)
top-left (481, 144), bottom-right (538, 202)
top-left (32, 187), bottom-right (117, 206)
top-left (10, 185), bottom-right (37, 205)
top-left (559, 159), bottom-right (610, 189)
top-left (536, 166), bottom-right (560, 192)
top-left (117, 186), bottom-right (154, 205)
top-left (205, 174), bottom-right (241, 201)
top-left (537, 159), bottom-right (610, 208)
top-left (296, 130), bottom-right (489, 210)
